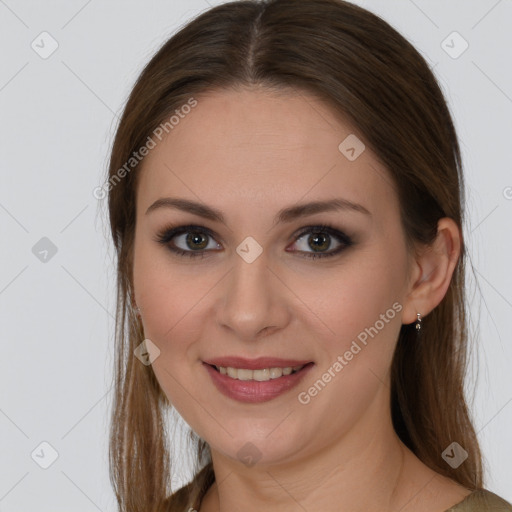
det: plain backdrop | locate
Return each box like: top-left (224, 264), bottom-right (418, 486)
top-left (0, 0), bottom-right (511, 510)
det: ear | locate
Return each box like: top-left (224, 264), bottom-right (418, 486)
top-left (401, 217), bottom-right (461, 325)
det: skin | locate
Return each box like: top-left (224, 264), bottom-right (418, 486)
top-left (132, 86), bottom-right (472, 512)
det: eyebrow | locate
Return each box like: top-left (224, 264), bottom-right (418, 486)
top-left (145, 197), bottom-right (371, 224)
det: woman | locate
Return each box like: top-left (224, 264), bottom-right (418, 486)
top-left (105, 1), bottom-right (512, 510)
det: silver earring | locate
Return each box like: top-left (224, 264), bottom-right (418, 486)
top-left (415, 313), bottom-right (422, 331)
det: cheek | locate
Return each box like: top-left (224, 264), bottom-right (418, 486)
top-left (308, 246), bottom-right (406, 394)
top-left (132, 240), bottom-right (219, 386)
top-left (291, 256), bottom-right (405, 442)
top-left (132, 245), bottom-right (207, 418)
top-left (134, 253), bottom-right (203, 352)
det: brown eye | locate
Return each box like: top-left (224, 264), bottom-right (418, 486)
top-left (288, 224), bottom-right (353, 259)
top-left (184, 231), bottom-right (209, 250)
top-left (155, 225), bottom-right (221, 259)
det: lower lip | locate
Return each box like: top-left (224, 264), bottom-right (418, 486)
top-left (203, 362), bottom-right (314, 403)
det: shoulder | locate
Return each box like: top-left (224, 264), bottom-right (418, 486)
top-left (445, 490), bottom-right (512, 511)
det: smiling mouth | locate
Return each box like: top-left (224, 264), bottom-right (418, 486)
top-left (204, 361), bottom-right (315, 403)
top-left (209, 363), bottom-right (310, 381)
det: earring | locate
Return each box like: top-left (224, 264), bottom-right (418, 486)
top-left (415, 313), bottom-right (422, 331)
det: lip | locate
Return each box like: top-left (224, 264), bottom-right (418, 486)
top-left (203, 356), bottom-right (313, 370)
top-left (203, 361), bottom-right (315, 403)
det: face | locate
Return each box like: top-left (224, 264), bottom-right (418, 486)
top-left (132, 86), bottom-right (413, 467)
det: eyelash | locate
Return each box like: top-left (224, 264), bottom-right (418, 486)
top-left (154, 223), bottom-right (353, 260)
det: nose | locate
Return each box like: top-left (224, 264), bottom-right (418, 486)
top-left (215, 249), bottom-right (291, 341)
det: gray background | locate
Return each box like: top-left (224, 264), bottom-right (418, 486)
top-left (0, 0), bottom-right (511, 510)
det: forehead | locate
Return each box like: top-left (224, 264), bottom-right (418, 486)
top-left (136, 87), bottom-right (397, 225)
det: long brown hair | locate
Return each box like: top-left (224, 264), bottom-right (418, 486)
top-left (106, 1), bottom-right (483, 510)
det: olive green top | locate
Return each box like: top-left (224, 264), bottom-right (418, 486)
top-left (186, 489), bottom-right (512, 511)
top-left (445, 490), bottom-right (512, 511)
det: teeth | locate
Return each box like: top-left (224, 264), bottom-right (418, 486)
top-left (215, 365), bottom-right (305, 381)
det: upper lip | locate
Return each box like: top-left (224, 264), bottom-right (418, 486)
top-left (204, 356), bottom-right (313, 370)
